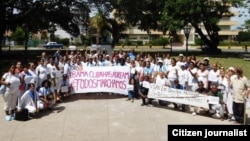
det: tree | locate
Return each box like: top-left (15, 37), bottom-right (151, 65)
top-left (114, 0), bottom-right (165, 32)
top-left (90, 10), bottom-right (107, 45)
top-left (0, 0), bottom-right (90, 59)
top-left (11, 26), bottom-right (25, 45)
top-left (113, 0), bottom-right (244, 52)
top-left (105, 18), bottom-right (128, 48)
top-left (162, 0), bottom-right (243, 52)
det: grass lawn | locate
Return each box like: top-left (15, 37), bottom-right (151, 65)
top-left (202, 56), bottom-right (249, 76)
top-left (179, 56), bottom-right (250, 79)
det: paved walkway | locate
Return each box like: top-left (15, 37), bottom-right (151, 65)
top-left (0, 94), bottom-right (243, 141)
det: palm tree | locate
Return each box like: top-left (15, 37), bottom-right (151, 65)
top-left (90, 9), bottom-right (107, 46)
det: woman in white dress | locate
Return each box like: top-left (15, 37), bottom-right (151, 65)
top-left (218, 67), bottom-right (232, 119)
top-left (178, 65), bottom-right (188, 89)
top-left (186, 62), bottom-right (198, 92)
top-left (1, 65), bottom-right (21, 121)
top-left (36, 59), bottom-right (49, 87)
top-left (166, 58), bottom-right (180, 87)
top-left (196, 63), bottom-right (209, 89)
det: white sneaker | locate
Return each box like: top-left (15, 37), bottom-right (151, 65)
top-left (5, 115), bottom-right (11, 121)
top-left (231, 116), bottom-right (235, 121)
top-left (212, 113), bottom-right (221, 118)
top-left (192, 112), bottom-right (196, 116)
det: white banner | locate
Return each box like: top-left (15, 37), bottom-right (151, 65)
top-left (148, 84), bottom-right (219, 109)
top-left (69, 66), bottom-right (130, 94)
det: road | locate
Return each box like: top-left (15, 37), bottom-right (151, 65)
top-left (2, 46), bottom-right (249, 53)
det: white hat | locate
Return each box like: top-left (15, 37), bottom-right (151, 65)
top-left (228, 67), bottom-right (235, 72)
top-left (179, 54), bottom-right (184, 57)
top-left (204, 57), bottom-right (209, 61)
top-left (158, 59), bottom-right (163, 63)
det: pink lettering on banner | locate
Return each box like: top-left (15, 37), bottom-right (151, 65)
top-left (70, 70), bottom-right (88, 78)
top-left (71, 79), bottom-right (127, 91)
top-left (94, 71), bottom-right (130, 79)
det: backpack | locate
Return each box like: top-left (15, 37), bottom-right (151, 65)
top-left (15, 109), bottom-right (29, 121)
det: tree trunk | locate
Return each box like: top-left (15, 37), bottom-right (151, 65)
top-left (193, 24), bottom-right (220, 53)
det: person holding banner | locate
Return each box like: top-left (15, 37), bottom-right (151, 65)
top-left (207, 83), bottom-right (225, 120)
top-left (171, 79), bottom-right (186, 112)
top-left (155, 72), bottom-right (171, 106)
top-left (138, 75), bottom-right (152, 106)
top-left (127, 75), bottom-right (136, 102)
top-left (192, 81), bottom-right (209, 116)
top-left (74, 57), bottom-right (84, 70)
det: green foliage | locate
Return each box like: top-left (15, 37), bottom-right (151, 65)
top-left (194, 38), bottom-right (204, 46)
top-left (125, 38), bottom-right (132, 46)
top-left (237, 31), bottom-right (250, 42)
top-left (149, 37), bottom-right (169, 46)
top-left (58, 38), bottom-right (70, 46)
top-left (40, 31), bottom-right (48, 40)
top-left (136, 41), bottom-right (143, 46)
top-left (80, 35), bottom-right (91, 46)
top-left (11, 26), bottom-right (25, 45)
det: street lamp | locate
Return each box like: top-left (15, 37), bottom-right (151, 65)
top-left (184, 24), bottom-right (191, 56)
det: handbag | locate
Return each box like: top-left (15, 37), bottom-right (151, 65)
top-left (0, 85), bottom-right (6, 94)
top-left (15, 109), bottom-right (29, 121)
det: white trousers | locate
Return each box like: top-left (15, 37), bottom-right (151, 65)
top-left (3, 89), bottom-right (19, 111)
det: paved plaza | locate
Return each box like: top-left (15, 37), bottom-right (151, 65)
top-left (0, 94), bottom-right (244, 141)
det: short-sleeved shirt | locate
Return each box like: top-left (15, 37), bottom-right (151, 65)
top-left (38, 87), bottom-right (54, 97)
top-left (139, 81), bottom-right (149, 95)
top-left (208, 91), bottom-right (223, 101)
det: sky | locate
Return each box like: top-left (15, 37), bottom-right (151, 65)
top-left (231, 4), bottom-right (250, 30)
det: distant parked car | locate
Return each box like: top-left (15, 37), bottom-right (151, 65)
top-left (43, 42), bottom-right (63, 49)
top-left (68, 45), bottom-right (77, 51)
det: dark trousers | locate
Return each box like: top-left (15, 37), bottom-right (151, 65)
top-left (141, 93), bottom-right (152, 105)
top-left (233, 102), bottom-right (245, 124)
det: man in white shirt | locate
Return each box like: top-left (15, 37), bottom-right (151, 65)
top-left (208, 63), bottom-right (220, 88)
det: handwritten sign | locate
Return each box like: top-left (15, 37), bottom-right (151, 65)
top-left (207, 96), bottom-right (219, 105)
top-left (69, 66), bottom-right (130, 94)
top-left (148, 83), bottom-right (219, 109)
top-left (127, 85), bottom-right (134, 91)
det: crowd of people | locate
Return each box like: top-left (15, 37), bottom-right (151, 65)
top-left (0, 47), bottom-right (250, 124)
